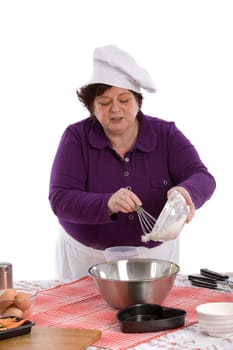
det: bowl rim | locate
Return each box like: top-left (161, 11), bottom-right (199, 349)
top-left (196, 302), bottom-right (233, 316)
top-left (88, 258), bottom-right (180, 282)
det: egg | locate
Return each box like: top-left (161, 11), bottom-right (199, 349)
top-left (14, 292), bottom-right (31, 311)
top-left (0, 289), bottom-right (17, 313)
top-left (2, 306), bottom-right (23, 318)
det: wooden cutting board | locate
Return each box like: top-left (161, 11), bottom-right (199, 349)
top-left (0, 326), bottom-right (102, 350)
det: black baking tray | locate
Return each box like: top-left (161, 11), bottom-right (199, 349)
top-left (117, 303), bottom-right (186, 333)
top-left (0, 316), bottom-right (35, 340)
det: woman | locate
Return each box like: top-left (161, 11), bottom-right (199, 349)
top-left (49, 45), bottom-right (216, 281)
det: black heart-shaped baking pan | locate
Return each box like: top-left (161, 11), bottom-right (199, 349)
top-left (117, 303), bottom-right (186, 333)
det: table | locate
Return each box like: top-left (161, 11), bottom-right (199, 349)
top-left (14, 274), bottom-right (233, 350)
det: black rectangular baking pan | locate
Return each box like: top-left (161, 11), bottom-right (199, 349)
top-left (0, 316), bottom-right (35, 340)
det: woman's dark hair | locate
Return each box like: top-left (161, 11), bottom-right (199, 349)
top-left (76, 84), bottom-right (143, 114)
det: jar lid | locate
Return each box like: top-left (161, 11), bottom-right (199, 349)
top-left (0, 263), bottom-right (12, 271)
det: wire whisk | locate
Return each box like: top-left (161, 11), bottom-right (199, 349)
top-left (136, 206), bottom-right (156, 235)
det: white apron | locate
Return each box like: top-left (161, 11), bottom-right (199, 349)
top-left (55, 226), bottom-right (180, 282)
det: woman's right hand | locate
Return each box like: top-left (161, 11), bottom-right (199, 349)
top-left (167, 186), bottom-right (195, 223)
top-left (107, 188), bottom-right (142, 214)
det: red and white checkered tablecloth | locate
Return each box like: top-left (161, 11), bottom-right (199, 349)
top-left (28, 276), bottom-right (233, 350)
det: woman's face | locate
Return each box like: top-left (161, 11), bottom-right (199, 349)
top-left (93, 87), bottom-right (139, 136)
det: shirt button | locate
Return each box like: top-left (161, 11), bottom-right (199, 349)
top-left (124, 171), bottom-right (129, 177)
top-left (126, 186), bottom-right (132, 191)
top-left (124, 157), bottom-right (130, 163)
top-left (163, 179), bottom-right (168, 185)
top-left (128, 214), bottom-right (134, 220)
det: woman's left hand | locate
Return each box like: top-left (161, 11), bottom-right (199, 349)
top-left (167, 186), bottom-right (195, 223)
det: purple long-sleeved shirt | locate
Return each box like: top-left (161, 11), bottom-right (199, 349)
top-left (49, 112), bottom-right (216, 249)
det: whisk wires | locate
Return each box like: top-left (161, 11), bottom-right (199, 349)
top-left (136, 206), bottom-right (156, 235)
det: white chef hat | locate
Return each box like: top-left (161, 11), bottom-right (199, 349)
top-left (87, 45), bottom-right (156, 93)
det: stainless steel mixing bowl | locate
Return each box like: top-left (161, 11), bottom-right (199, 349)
top-left (88, 258), bottom-right (179, 309)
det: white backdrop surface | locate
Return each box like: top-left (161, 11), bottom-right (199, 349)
top-left (0, 0), bottom-right (232, 280)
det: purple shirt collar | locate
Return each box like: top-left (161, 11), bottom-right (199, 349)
top-left (89, 112), bottom-right (157, 152)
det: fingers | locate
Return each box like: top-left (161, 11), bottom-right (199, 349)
top-left (108, 186), bottom-right (196, 222)
top-left (108, 188), bottom-right (142, 214)
top-left (186, 202), bottom-right (195, 223)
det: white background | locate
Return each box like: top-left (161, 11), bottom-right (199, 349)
top-left (0, 1), bottom-right (232, 281)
